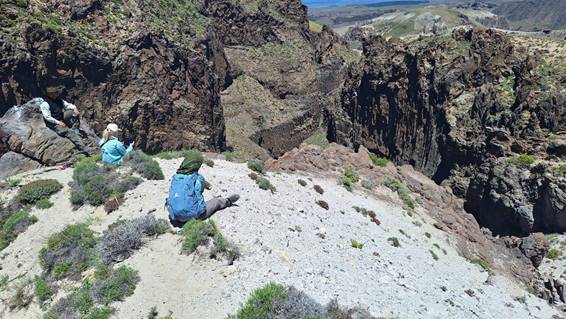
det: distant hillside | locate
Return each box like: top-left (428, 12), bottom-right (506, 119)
top-left (493, 0), bottom-right (566, 31)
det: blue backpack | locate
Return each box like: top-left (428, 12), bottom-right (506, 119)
top-left (166, 174), bottom-right (202, 221)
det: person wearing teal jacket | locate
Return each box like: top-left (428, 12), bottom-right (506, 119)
top-left (99, 123), bottom-right (134, 165)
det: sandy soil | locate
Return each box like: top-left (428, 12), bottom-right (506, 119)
top-left (0, 158), bottom-right (560, 318)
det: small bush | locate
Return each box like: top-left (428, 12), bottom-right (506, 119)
top-left (361, 180), bottom-right (375, 190)
top-left (256, 177), bottom-right (276, 193)
top-left (316, 200), bottom-right (329, 210)
top-left (91, 266), bottom-right (140, 305)
top-left (36, 199), bottom-right (54, 209)
top-left (248, 172), bottom-right (258, 180)
top-left (351, 239), bottom-right (363, 249)
top-left (338, 166), bottom-right (359, 189)
top-left (34, 275), bottom-right (52, 302)
top-left (5, 178), bottom-right (21, 188)
top-left (298, 179), bottom-right (307, 187)
top-left (547, 248), bottom-right (561, 260)
top-left (368, 152), bottom-right (389, 167)
top-left (40, 224), bottom-right (97, 280)
top-left (425, 232), bottom-right (431, 239)
top-left (429, 250), bottom-right (439, 261)
top-left (313, 185), bottom-right (324, 194)
top-left (181, 219), bottom-right (239, 261)
top-left (247, 159), bottom-right (264, 173)
top-left (471, 257), bottom-right (493, 275)
top-left (387, 237), bottom-right (400, 247)
top-left (124, 152), bottom-right (165, 180)
top-left (227, 283), bottom-right (377, 319)
top-left (71, 157), bottom-right (140, 207)
top-left (0, 210), bottom-right (38, 251)
top-left (507, 154), bottom-right (536, 167)
top-left (15, 179), bottom-right (63, 205)
top-left (97, 216), bottom-right (169, 265)
top-left (383, 178), bottom-right (416, 213)
top-left (223, 151), bottom-right (235, 161)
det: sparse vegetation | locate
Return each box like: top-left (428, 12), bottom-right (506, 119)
top-left (471, 257), bottom-right (493, 275)
top-left (39, 223), bottom-right (97, 280)
top-left (181, 219), bottom-right (239, 261)
top-left (507, 154), bottom-right (536, 167)
top-left (70, 157), bottom-right (140, 206)
top-left (97, 216), bottom-right (169, 265)
top-left (34, 275), bottom-right (52, 302)
top-left (361, 179), bottom-right (375, 190)
top-left (223, 151), bottom-right (235, 162)
top-left (351, 239), bottom-right (364, 249)
top-left (36, 199), bottom-right (54, 209)
top-left (256, 176), bottom-right (276, 193)
top-left (15, 179), bottom-right (62, 205)
top-left (313, 185), bottom-right (324, 194)
top-left (308, 20), bottom-right (323, 33)
top-left (124, 151), bottom-right (165, 180)
top-left (368, 152), bottom-right (389, 167)
top-left (387, 237), bottom-right (401, 248)
top-left (316, 200), bottom-right (329, 210)
top-left (227, 283), bottom-right (377, 319)
top-left (303, 130), bottom-right (329, 147)
top-left (298, 179), bottom-right (307, 187)
top-left (338, 166), bottom-right (359, 190)
top-left (9, 279), bottom-right (33, 310)
top-left (383, 178), bottom-right (416, 214)
top-left (90, 266), bottom-right (139, 305)
top-left (5, 178), bottom-right (21, 188)
top-left (546, 248), bottom-right (561, 260)
top-left (0, 210), bottom-right (38, 251)
top-left (247, 159), bottom-right (265, 174)
top-left (554, 165), bottom-right (566, 178)
top-left (429, 250), bottom-right (439, 261)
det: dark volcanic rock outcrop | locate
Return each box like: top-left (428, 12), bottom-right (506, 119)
top-left (334, 28), bottom-right (566, 235)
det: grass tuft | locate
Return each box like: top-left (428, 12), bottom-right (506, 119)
top-left (387, 237), bottom-right (401, 248)
top-left (247, 159), bottom-right (265, 174)
top-left (181, 219), bottom-right (239, 261)
top-left (507, 154), bottom-right (536, 167)
top-left (351, 239), bottom-right (364, 249)
top-left (256, 177), bottom-right (276, 193)
top-left (338, 166), bottom-right (359, 190)
top-left (368, 152), bottom-right (389, 167)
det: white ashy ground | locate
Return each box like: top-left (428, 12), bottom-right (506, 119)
top-left (0, 158), bottom-right (560, 319)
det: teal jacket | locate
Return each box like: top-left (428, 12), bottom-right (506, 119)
top-left (99, 137), bottom-right (133, 165)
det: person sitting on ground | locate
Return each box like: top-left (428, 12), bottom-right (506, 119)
top-left (167, 149), bottom-right (239, 227)
top-left (99, 123), bottom-right (134, 165)
top-left (38, 85), bottom-right (89, 153)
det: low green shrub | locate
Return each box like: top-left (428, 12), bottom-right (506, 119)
top-left (39, 223), bottom-right (97, 280)
top-left (34, 275), bottom-right (52, 302)
top-left (70, 157), bottom-right (140, 206)
top-left (361, 180), bottom-right (375, 190)
top-left (15, 179), bottom-right (62, 205)
top-left (507, 154), bottom-right (536, 167)
top-left (368, 152), bottom-right (389, 167)
top-left (181, 219), bottom-right (239, 261)
top-left (256, 177), bottom-right (276, 193)
top-left (338, 166), bottom-right (359, 190)
top-left (387, 237), bottom-right (400, 248)
top-left (223, 151), bottom-right (235, 161)
top-left (351, 239), bottom-right (363, 249)
top-left (36, 199), bottom-right (54, 209)
top-left (247, 159), bottom-right (264, 173)
top-left (124, 151), bottom-right (165, 180)
top-left (0, 210), bottom-right (38, 251)
top-left (547, 248), bottom-right (561, 260)
top-left (316, 200), bottom-right (329, 210)
top-left (91, 266), bottom-right (139, 305)
top-left (227, 283), bottom-right (377, 319)
top-left (5, 178), bottom-right (21, 188)
top-left (383, 178), bottom-right (416, 213)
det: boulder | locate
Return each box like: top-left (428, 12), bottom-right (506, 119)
top-left (519, 233), bottom-right (549, 268)
top-left (0, 98), bottom-right (98, 176)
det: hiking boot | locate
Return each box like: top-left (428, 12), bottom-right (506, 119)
top-left (227, 194), bottom-right (240, 206)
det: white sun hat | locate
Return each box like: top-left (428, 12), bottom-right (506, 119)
top-left (106, 123), bottom-right (122, 132)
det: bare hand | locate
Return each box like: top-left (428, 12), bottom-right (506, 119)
top-left (129, 141), bottom-right (135, 148)
top-left (74, 109), bottom-right (80, 116)
top-left (58, 122), bottom-right (67, 128)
